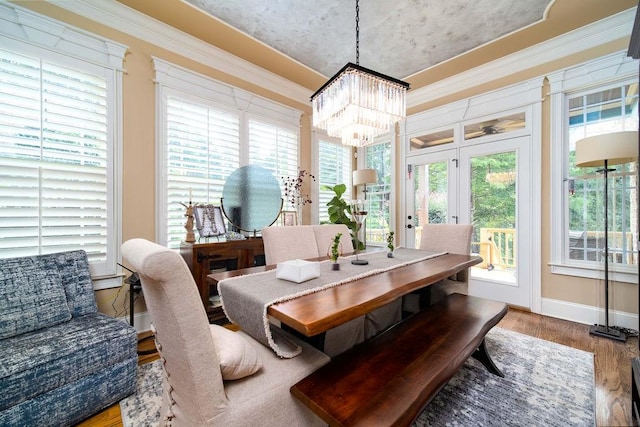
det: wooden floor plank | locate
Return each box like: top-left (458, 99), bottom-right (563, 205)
top-left (77, 309), bottom-right (639, 427)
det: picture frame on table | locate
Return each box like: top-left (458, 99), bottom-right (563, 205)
top-left (193, 204), bottom-right (227, 239)
top-left (280, 210), bottom-right (298, 226)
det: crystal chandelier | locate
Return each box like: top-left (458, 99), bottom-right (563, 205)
top-left (311, 0), bottom-right (410, 147)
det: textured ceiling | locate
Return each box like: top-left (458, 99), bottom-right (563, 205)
top-left (181, 0), bottom-right (553, 80)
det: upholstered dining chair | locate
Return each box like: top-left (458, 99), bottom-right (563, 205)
top-left (312, 223), bottom-right (401, 340)
top-left (121, 238), bottom-right (329, 426)
top-left (309, 224), bottom-right (403, 342)
top-left (261, 224), bottom-right (366, 357)
top-left (262, 225), bottom-right (320, 265)
top-left (315, 224), bottom-right (403, 339)
top-left (403, 223), bottom-right (474, 314)
top-left (310, 224), bottom-right (354, 259)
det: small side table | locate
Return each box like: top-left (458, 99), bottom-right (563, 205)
top-left (632, 357), bottom-right (640, 424)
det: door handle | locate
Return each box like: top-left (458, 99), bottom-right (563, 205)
top-left (452, 215), bottom-right (459, 224)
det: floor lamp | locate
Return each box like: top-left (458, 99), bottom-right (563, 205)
top-left (353, 168), bottom-right (378, 248)
top-left (575, 130), bottom-right (638, 342)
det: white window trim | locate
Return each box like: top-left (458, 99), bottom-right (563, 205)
top-left (0, 2), bottom-right (127, 290)
top-left (548, 51), bottom-right (639, 283)
top-left (152, 57), bottom-right (301, 245)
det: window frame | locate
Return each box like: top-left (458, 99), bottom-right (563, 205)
top-left (0, 2), bottom-right (126, 289)
top-left (548, 51), bottom-right (639, 283)
top-left (153, 58), bottom-right (301, 246)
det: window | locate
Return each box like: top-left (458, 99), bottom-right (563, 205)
top-left (0, 4), bottom-right (126, 288)
top-left (566, 84), bottom-right (638, 265)
top-left (154, 58), bottom-right (301, 247)
top-left (363, 141), bottom-right (393, 245)
top-left (317, 137), bottom-right (352, 223)
top-left (549, 52), bottom-right (639, 282)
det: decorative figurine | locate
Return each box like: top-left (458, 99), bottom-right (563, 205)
top-left (180, 201), bottom-right (196, 243)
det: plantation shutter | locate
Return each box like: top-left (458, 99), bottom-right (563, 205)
top-left (0, 49), bottom-right (110, 265)
top-left (165, 97), bottom-right (240, 248)
top-left (318, 138), bottom-right (352, 223)
top-left (248, 118), bottom-right (299, 206)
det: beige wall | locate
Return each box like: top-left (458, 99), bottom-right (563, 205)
top-left (12, 1), bottom-right (638, 320)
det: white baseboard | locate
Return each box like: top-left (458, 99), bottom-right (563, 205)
top-left (540, 298), bottom-right (639, 332)
top-left (116, 311), bottom-right (152, 334)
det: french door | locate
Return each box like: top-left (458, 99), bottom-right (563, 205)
top-left (405, 136), bottom-right (532, 308)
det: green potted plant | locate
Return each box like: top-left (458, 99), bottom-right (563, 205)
top-left (324, 183), bottom-right (363, 251)
top-left (330, 232), bottom-right (342, 270)
top-left (386, 231), bottom-right (395, 258)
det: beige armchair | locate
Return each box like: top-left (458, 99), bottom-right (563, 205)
top-left (121, 238), bottom-right (329, 426)
top-left (403, 224), bottom-right (474, 314)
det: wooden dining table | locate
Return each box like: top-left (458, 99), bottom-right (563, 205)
top-left (208, 251), bottom-right (482, 339)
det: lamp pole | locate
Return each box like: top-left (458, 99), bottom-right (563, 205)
top-left (590, 161), bottom-right (626, 341)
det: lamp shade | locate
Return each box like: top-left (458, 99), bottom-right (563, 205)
top-left (353, 169), bottom-right (377, 186)
top-left (575, 131), bottom-right (638, 167)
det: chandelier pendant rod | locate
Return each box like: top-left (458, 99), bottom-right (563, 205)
top-left (355, 0), bottom-right (359, 65)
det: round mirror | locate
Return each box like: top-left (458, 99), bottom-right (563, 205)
top-left (221, 165), bottom-right (283, 234)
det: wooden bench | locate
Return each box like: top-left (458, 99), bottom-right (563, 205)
top-left (290, 293), bottom-right (508, 427)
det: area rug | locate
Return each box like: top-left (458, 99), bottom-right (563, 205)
top-left (120, 327), bottom-right (595, 427)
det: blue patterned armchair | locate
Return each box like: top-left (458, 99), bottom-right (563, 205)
top-left (0, 250), bottom-right (137, 426)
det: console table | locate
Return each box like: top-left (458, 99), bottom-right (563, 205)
top-left (180, 238), bottom-right (265, 323)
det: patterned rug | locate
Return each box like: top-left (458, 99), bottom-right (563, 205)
top-left (120, 327), bottom-right (595, 426)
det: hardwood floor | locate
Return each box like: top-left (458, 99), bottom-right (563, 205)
top-left (500, 308), bottom-right (640, 427)
top-left (77, 309), bottom-right (639, 427)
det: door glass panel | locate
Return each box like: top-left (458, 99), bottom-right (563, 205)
top-left (469, 151), bottom-right (517, 284)
top-left (413, 161), bottom-right (449, 247)
top-left (410, 128), bottom-right (454, 151)
top-left (464, 112), bottom-right (526, 140)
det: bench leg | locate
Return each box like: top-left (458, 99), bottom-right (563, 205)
top-left (472, 338), bottom-right (504, 377)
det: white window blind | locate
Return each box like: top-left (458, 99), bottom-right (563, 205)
top-left (154, 57), bottom-right (302, 245)
top-left (0, 48), bottom-right (111, 266)
top-left (318, 138), bottom-right (352, 223)
top-left (248, 117), bottom-right (299, 199)
top-left (165, 97), bottom-right (240, 248)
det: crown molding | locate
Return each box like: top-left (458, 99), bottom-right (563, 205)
top-left (40, 1), bottom-right (638, 112)
top-left (45, 0), bottom-right (312, 105)
top-left (407, 7), bottom-right (638, 108)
